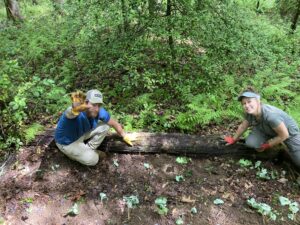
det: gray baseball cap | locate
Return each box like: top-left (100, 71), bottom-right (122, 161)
top-left (86, 89), bottom-right (104, 104)
top-left (237, 91), bottom-right (260, 101)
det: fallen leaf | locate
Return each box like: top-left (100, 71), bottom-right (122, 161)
top-left (277, 178), bottom-right (288, 184)
top-left (219, 186), bottom-right (225, 193)
top-left (244, 181), bottom-right (253, 190)
top-left (181, 195), bottom-right (196, 203)
top-left (70, 190), bottom-right (86, 201)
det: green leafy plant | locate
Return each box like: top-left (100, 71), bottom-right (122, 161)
top-left (144, 163), bottom-right (150, 169)
top-left (23, 123), bottom-right (44, 144)
top-left (123, 195), bottom-right (139, 219)
top-left (238, 159), bottom-right (252, 167)
top-left (67, 203), bottom-right (79, 216)
top-left (256, 168), bottom-right (271, 180)
top-left (155, 197), bottom-right (168, 215)
top-left (176, 157), bottom-right (190, 164)
top-left (113, 159), bottom-right (119, 167)
top-left (176, 216), bottom-right (184, 225)
top-left (123, 195), bottom-right (139, 209)
top-left (99, 193), bottom-right (108, 202)
top-left (247, 198), bottom-right (277, 221)
top-left (213, 198), bottom-right (224, 205)
top-left (278, 196), bottom-right (299, 221)
top-left (175, 175), bottom-right (184, 182)
top-left (191, 207), bottom-right (197, 214)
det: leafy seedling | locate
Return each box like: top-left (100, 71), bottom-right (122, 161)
top-left (123, 195), bottom-right (139, 219)
top-left (66, 203), bottom-right (79, 216)
top-left (213, 198), bottom-right (224, 205)
top-left (51, 164), bottom-right (60, 171)
top-left (123, 195), bottom-right (139, 208)
top-left (288, 201), bottom-right (299, 221)
top-left (21, 197), bottom-right (33, 204)
top-left (238, 159), bottom-right (252, 167)
top-left (155, 197), bottom-right (168, 215)
top-left (176, 157), bottom-right (190, 164)
top-left (175, 175), bottom-right (184, 182)
top-left (176, 216), bottom-right (184, 225)
top-left (113, 159), bottom-right (119, 167)
top-left (256, 168), bottom-right (271, 180)
top-left (144, 163), bottom-right (150, 169)
top-left (279, 196), bottom-right (291, 206)
top-left (99, 193), bottom-right (107, 202)
top-left (254, 160), bottom-right (262, 168)
top-left (247, 198), bottom-right (277, 221)
top-left (191, 207), bottom-right (197, 214)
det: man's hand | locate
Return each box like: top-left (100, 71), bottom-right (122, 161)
top-left (224, 136), bottom-right (237, 145)
top-left (123, 135), bottom-right (133, 146)
top-left (257, 143), bottom-right (271, 152)
top-left (70, 91), bottom-right (90, 115)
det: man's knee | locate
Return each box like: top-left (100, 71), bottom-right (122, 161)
top-left (78, 151), bottom-right (99, 166)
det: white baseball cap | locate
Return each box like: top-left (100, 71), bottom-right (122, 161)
top-left (86, 89), bottom-right (103, 104)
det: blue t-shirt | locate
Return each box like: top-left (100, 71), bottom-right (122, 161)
top-left (55, 107), bottom-right (110, 145)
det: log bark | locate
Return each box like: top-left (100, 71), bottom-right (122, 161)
top-left (33, 129), bottom-right (279, 158)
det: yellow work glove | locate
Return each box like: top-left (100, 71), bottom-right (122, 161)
top-left (70, 90), bottom-right (90, 115)
top-left (123, 135), bottom-right (133, 146)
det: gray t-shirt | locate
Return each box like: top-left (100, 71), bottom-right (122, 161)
top-left (245, 104), bottom-right (300, 137)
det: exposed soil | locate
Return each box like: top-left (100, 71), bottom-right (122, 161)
top-left (0, 143), bottom-right (300, 225)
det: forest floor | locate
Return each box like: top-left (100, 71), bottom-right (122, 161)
top-left (0, 132), bottom-right (300, 225)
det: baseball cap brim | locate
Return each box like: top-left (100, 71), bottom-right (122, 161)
top-left (237, 91), bottom-right (260, 101)
top-left (89, 99), bottom-right (103, 104)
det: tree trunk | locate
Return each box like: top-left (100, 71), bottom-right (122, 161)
top-left (121, 0), bottom-right (129, 32)
top-left (32, 0), bottom-right (38, 5)
top-left (148, 0), bottom-right (156, 16)
top-left (4, 0), bottom-right (23, 21)
top-left (53, 0), bottom-right (64, 15)
top-left (291, 0), bottom-right (300, 32)
top-left (166, 0), bottom-right (176, 60)
top-left (33, 129), bottom-right (280, 159)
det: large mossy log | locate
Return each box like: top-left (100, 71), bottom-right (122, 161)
top-left (35, 129), bottom-right (279, 158)
top-left (101, 132), bottom-right (278, 158)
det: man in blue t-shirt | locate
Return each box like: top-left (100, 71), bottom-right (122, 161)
top-left (55, 89), bottom-right (133, 166)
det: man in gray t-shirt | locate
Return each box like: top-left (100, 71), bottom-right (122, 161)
top-left (224, 90), bottom-right (300, 167)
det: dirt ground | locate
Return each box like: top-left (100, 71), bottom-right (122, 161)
top-left (0, 144), bottom-right (300, 225)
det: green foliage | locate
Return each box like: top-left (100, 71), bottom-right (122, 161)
top-left (1, 0), bottom-right (300, 156)
top-left (123, 195), bottom-right (139, 208)
top-left (238, 159), bottom-right (253, 167)
top-left (247, 198), bottom-right (277, 221)
top-left (176, 157), bottom-right (190, 164)
top-left (213, 198), bottom-right (224, 205)
top-left (23, 123), bottom-right (44, 144)
top-left (67, 203), bottom-right (79, 216)
top-left (155, 197), bottom-right (168, 215)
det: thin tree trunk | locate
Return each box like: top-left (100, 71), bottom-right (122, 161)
top-left (291, 0), bottom-right (300, 32)
top-left (121, 0), bottom-right (129, 32)
top-left (4, 0), bottom-right (23, 21)
top-left (32, 0), bottom-right (38, 5)
top-left (53, 0), bottom-right (64, 15)
top-left (166, 0), bottom-right (176, 60)
top-left (148, 0), bottom-right (156, 16)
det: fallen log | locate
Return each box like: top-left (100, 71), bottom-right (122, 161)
top-left (102, 132), bottom-right (280, 158)
top-left (35, 129), bottom-right (280, 158)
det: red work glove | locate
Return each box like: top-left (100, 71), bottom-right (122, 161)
top-left (259, 143), bottom-right (271, 151)
top-left (224, 136), bottom-right (237, 145)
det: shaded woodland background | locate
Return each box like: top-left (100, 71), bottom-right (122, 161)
top-left (0, 0), bottom-right (300, 158)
